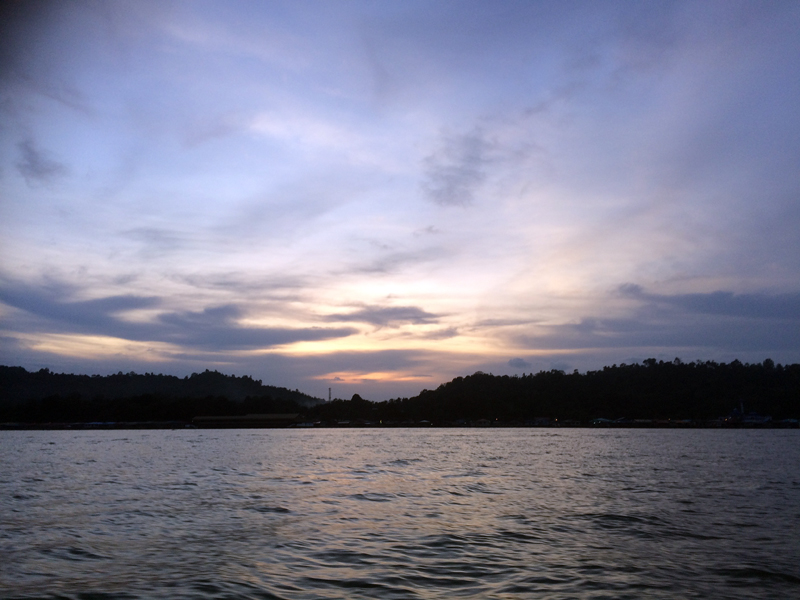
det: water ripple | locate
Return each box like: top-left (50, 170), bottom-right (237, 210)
top-left (2, 428), bottom-right (799, 599)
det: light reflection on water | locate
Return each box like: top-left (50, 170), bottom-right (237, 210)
top-left (2, 428), bottom-right (799, 599)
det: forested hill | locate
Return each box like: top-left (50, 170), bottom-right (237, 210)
top-left (308, 359), bottom-right (800, 423)
top-left (0, 367), bottom-right (321, 407)
top-left (2, 360), bottom-right (799, 425)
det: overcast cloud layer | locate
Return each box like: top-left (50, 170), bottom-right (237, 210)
top-left (1, 0), bottom-right (799, 399)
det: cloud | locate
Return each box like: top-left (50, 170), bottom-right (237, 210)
top-left (122, 227), bottom-right (189, 257)
top-left (520, 317), bottom-right (800, 353)
top-left (620, 285), bottom-right (800, 320)
top-left (0, 279), bottom-right (357, 351)
top-left (0, 279), bottom-right (159, 334)
top-left (16, 139), bottom-right (68, 185)
top-left (2, 2), bottom-right (800, 400)
top-left (325, 305), bottom-right (439, 327)
top-left (158, 305), bottom-right (357, 350)
top-left (421, 130), bottom-right (491, 206)
top-left (508, 357), bottom-right (532, 370)
top-left (176, 273), bottom-right (308, 297)
top-left (352, 246), bottom-right (448, 276)
top-left (413, 225), bottom-right (441, 236)
top-left (421, 327), bottom-right (459, 340)
top-left (515, 286), bottom-right (800, 354)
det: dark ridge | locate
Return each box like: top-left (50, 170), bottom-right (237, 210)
top-left (306, 358), bottom-right (800, 426)
top-left (0, 367), bottom-right (321, 423)
top-left (2, 359), bottom-right (799, 426)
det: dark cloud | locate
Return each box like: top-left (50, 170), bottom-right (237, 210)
top-left (325, 305), bottom-right (439, 327)
top-left (176, 273), bottom-right (308, 298)
top-left (16, 139), bottom-right (68, 185)
top-left (0, 279), bottom-right (356, 350)
top-left (0, 279), bottom-right (159, 335)
top-left (521, 316), bottom-right (800, 353)
top-left (517, 287), bottom-right (800, 355)
top-left (508, 357), bottom-right (532, 369)
top-left (392, 326), bottom-right (459, 340)
top-left (350, 245), bottom-right (448, 276)
top-left (281, 348), bottom-right (434, 376)
top-left (122, 227), bottom-right (187, 255)
top-left (475, 317), bottom-right (540, 328)
top-left (158, 305), bottom-right (356, 350)
top-left (421, 327), bottom-right (458, 340)
top-left (620, 285), bottom-right (800, 320)
top-left (421, 130), bottom-right (491, 206)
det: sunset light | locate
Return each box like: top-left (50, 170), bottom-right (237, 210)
top-left (2, 1), bottom-right (799, 399)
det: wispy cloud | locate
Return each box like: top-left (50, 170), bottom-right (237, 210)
top-left (325, 305), bottom-right (439, 328)
top-left (508, 357), bottom-right (532, 370)
top-left (157, 305), bottom-right (357, 350)
top-left (421, 130), bottom-right (492, 206)
top-left (620, 285), bottom-right (800, 320)
top-left (0, 278), bottom-right (356, 351)
top-left (0, 278), bottom-right (159, 334)
top-left (420, 327), bottom-right (459, 340)
top-left (514, 286), bottom-right (800, 353)
top-left (2, 2), bottom-right (800, 398)
top-left (16, 140), bottom-right (68, 185)
top-left (121, 227), bottom-right (189, 257)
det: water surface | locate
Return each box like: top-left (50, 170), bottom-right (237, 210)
top-left (2, 428), bottom-right (798, 599)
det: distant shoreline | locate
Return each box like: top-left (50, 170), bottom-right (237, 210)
top-left (3, 420), bottom-right (797, 431)
top-left (4, 361), bottom-right (799, 427)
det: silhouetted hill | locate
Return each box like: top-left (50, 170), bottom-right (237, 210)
top-left (307, 359), bottom-right (800, 424)
top-left (0, 366), bottom-right (321, 405)
top-left (2, 360), bottom-right (799, 426)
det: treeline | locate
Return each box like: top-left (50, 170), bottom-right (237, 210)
top-left (0, 393), bottom-right (303, 423)
top-left (0, 367), bottom-right (320, 423)
top-left (2, 359), bottom-right (799, 425)
top-left (306, 359), bottom-right (800, 424)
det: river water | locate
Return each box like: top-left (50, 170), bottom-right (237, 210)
top-left (2, 428), bottom-right (799, 599)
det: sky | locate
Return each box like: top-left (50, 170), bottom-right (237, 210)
top-left (1, 0), bottom-right (799, 400)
